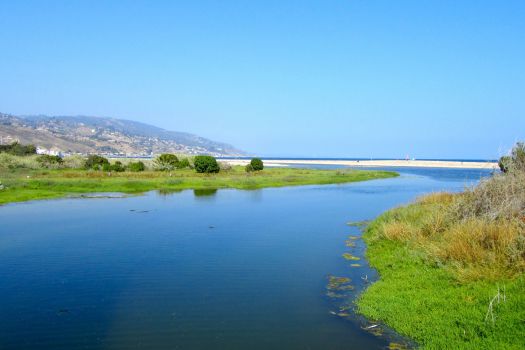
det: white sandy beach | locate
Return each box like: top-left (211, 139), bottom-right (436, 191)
top-left (224, 159), bottom-right (499, 169)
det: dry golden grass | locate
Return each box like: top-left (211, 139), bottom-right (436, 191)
top-left (377, 173), bottom-right (525, 282)
top-left (435, 219), bottom-right (523, 276)
top-left (381, 221), bottom-right (416, 241)
top-left (416, 191), bottom-right (455, 205)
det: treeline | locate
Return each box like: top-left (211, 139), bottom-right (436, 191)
top-left (0, 143), bottom-right (265, 174)
top-left (0, 142), bottom-right (37, 156)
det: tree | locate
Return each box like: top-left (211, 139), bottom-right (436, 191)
top-left (0, 142), bottom-right (36, 156)
top-left (110, 161), bottom-right (125, 172)
top-left (85, 155), bottom-right (109, 170)
top-left (250, 158), bottom-right (264, 171)
top-left (127, 161), bottom-right (146, 172)
top-left (176, 158), bottom-right (191, 169)
top-left (194, 155), bottom-right (220, 173)
top-left (154, 153), bottom-right (179, 171)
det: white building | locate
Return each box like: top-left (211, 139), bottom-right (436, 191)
top-left (36, 147), bottom-right (61, 156)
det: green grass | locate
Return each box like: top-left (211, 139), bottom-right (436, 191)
top-left (0, 166), bottom-right (397, 205)
top-left (357, 202), bottom-right (525, 349)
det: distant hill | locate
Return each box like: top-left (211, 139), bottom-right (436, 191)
top-left (0, 113), bottom-right (245, 156)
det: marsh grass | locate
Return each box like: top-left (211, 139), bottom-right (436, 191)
top-left (0, 165), bottom-right (397, 205)
top-left (358, 172), bottom-right (525, 349)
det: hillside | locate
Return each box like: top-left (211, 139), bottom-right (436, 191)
top-left (0, 113), bottom-right (244, 156)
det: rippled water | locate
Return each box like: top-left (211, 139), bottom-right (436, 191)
top-left (0, 168), bottom-right (492, 349)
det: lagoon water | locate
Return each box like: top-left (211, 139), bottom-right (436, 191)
top-left (0, 168), bottom-right (492, 349)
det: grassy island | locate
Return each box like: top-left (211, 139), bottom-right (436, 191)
top-left (0, 155), bottom-right (397, 205)
top-left (357, 146), bottom-right (525, 349)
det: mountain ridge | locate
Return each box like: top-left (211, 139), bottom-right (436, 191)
top-left (0, 113), bottom-right (245, 156)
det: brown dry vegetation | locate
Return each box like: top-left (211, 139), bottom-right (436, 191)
top-left (358, 146), bottom-right (525, 348)
top-left (375, 170), bottom-right (525, 281)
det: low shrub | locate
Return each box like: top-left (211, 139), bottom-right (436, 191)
top-left (194, 155), bottom-right (219, 173)
top-left (245, 164), bottom-right (254, 172)
top-left (499, 155), bottom-right (512, 173)
top-left (498, 142), bottom-right (525, 173)
top-left (36, 155), bottom-right (63, 169)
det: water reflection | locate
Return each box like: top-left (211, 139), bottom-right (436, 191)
top-left (157, 188), bottom-right (183, 196)
top-left (193, 188), bottom-right (218, 197)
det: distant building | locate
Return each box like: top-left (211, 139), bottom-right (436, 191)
top-left (36, 147), bottom-right (61, 156)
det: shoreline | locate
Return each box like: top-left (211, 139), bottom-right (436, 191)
top-left (223, 159), bottom-right (498, 169)
top-left (0, 167), bottom-right (398, 205)
top-left (357, 190), bottom-right (525, 348)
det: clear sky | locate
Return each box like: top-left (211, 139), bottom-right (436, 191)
top-left (0, 1), bottom-right (524, 159)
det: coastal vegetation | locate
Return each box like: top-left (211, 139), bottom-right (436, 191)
top-left (0, 141), bottom-right (37, 156)
top-left (0, 152), bottom-right (397, 205)
top-left (246, 157), bottom-right (264, 172)
top-left (194, 155), bottom-right (220, 173)
top-left (85, 154), bottom-right (110, 169)
top-left (498, 141), bottom-right (525, 173)
top-left (127, 161), bottom-right (145, 172)
top-left (153, 153), bottom-right (183, 171)
top-left (357, 143), bottom-right (525, 349)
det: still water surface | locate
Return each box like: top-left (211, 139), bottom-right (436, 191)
top-left (0, 168), bottom-right (492, 349)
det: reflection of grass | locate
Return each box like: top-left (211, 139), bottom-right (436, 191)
top-left (0, 166), bottom-right (397, 205)
top-left (357, 185), bottom-right (525, 349)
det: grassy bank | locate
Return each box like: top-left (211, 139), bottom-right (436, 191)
top-left (357, 171), bottom-right (525, 348)
top-left (0, 166), bottom-right (397, 205)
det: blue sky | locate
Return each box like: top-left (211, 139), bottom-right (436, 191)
top-left (0, 1), bottom-right (523, 159)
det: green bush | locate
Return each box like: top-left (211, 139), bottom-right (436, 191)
top-left (0, 142), bottom-right (37, 156)
top-left (499, 142), bottom-right (525, 173)
top-left (154, 153), bottom-right (179, 171)
top-left (176, 158), bottom-right (191, 169)
top-left (499, 156), bottom-right (512, 173)
top-left (250, 158), bottom-right (264, 171)
top-left (245, 164), bottom-right (254, 172)
top-left (37, 154), bottom-right (63, 168)
top-left (194, 155), bottom-right (220, 173)
top-left (127, 161), bottom-right (146, 172)
top-left (110, 161), bottom-right (125, 172)
top-left (85, 155), bottom-right (109, 170)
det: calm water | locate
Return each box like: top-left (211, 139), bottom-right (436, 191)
top-left (0, 168), bottom-right (492, 349)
